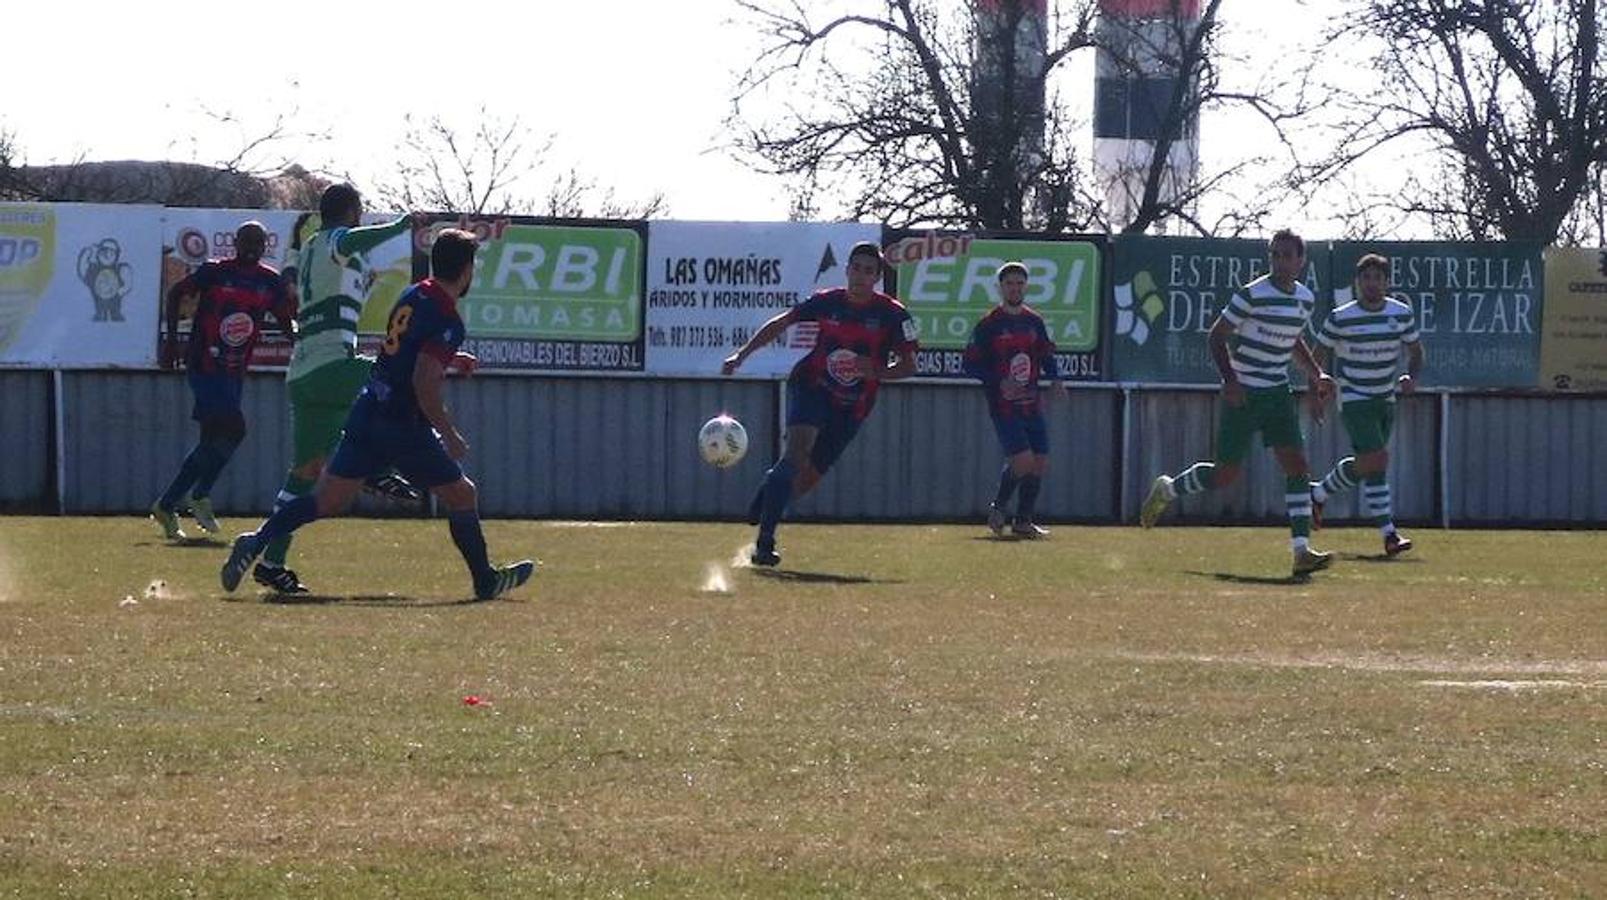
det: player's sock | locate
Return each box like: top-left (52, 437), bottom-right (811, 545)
top-left (993, 465), bottom-right (1020, 509)
top-left (1363, 472), bottom-right (1395, 535)
top-left (447, 510), bottom-right (495, 583)
top-left (757, 458), bottom-right (797, 544)
top-left (1286, 475), bottom-right (1313, 544)
top-left (261, 474), bottom-right (316, 567)
top-left (1016, 475), bottom-right (1041, 522)
top-left (189, 433), bottom-right (243, 500)
top-left (156, 442), bottom-right (224, 511)
top-left (1315, 456), bottom-right (1359, 503)
top-left (1173, 462), bottom-right (1215, 496)
top-left (254, 495), bottom-right (319, 547)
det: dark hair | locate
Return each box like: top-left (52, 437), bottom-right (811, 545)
top-left (1355, 252), bottom-right (1390, 277)
top-left (996, 261), bottom-right (1029, 282)
top-left (1269, 228), bottom-right (1305, 256)
top-left (319, 183), bottom-right (362, 222)
top-left (234, 221), bottom-right (268, 261)
top-left (848, 241), bottom-right (884, 268)
top-left (431, 228), bottom-right (479, 281)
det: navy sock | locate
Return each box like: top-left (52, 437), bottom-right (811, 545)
top-left (758, 458), bottom-right (797, 546)
top-left (157, 443), bottom-right (223, 509)
top-left (448, 510), bottom-right (494, 582)
top-left (254, 495), bottom-right (319, 547)
top-left (1017, 475), bottom-right (1042, 521)
top-left (993, 465), bottom-right (1020, 508)
top-left (189, 435), bottom-right (242, 499)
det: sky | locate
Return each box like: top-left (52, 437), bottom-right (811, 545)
top-left (5, 0), bottom-right (1347, 227)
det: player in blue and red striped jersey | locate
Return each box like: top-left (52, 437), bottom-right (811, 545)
top-left (963, 261), bottom-right (1065, 538)
top-left (722, 241), bottom-right (919, 567)
top-left (151, 221), bottom-right (294, 541)
top-left (219, 229), bottom-right (534, 601)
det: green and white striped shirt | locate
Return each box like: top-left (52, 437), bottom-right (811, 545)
top-left (1220, 275), bottom-right (1315, 389)
top-left (1315, 296), bottom-right (1420, 403)
top-left (287, 226), bottom-right (369, 381)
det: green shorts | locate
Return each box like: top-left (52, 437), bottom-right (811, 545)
top-left (1217, 386), bottom-right (1303, 465)
top-left (288, 357), bottom-right (372, 466)
top-left (1341, 397), bottom-right (1395, 454)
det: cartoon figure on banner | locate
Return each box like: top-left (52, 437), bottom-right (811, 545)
top-left (79, 238), bottom-right (132, 321)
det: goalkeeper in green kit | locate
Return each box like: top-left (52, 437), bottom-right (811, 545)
top-left (252, 184), bottom-right (422, 593)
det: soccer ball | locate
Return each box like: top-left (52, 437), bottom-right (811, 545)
top-left (698, 415), bottom-right (749, 468)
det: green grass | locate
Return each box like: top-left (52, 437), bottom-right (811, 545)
top-left (0, 517), bottom-right (1603, 898)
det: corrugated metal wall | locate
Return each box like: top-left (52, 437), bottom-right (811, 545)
top-left (1125, 390), bottom-right (1438, 524)
top-left (0, 370), bottom-right (52, 510)
top-left (24, 372), bottom-right (1607, 524)
top-left (1449, 395), bottom-right (1607, 523)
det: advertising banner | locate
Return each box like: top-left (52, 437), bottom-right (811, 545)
top-left (1539, 247), bottom-right (1607, 391)
top-left (644, 220), bottom-right (881, 378)
top-left (1329, 241), bottom-right (1543, 388)
top-left (1109, 235), bottom-right (1330, 384)
top-left (0, 202), bottom-right (163, 368)
top-left (889, 231), bottom-right (1104, 380)
top-left (419, 216), bottom-right (646, 371)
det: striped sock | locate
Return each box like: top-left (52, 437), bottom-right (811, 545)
top-left (1363, 473), bottom-right (1394, 535)
top-left (1287, 476), bottom-right (1313, 542)
top-left (1174, 462), bottom-right (1215, 496)
top-left (1313, 456), bottom-right (1359, 503)
top-left (261, 474), bottom-right (317, 566)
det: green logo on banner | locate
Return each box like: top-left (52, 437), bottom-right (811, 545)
top-left (893, 236), bottom-right (1099, 351)
top-left (463, 224), bottom-right (641, 341)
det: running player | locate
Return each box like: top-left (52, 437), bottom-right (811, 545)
top-left (220, 229), bottom-right (533, 601)
top-left (963, 261), bottom-right (1065, 538)
top-left (1138, 229), bottom-right (1337, 577)
top-left (253, 184), bottom-right (419, 593)
top-left (1310, 252), bottom-right (1423, 556)
top-left (151, 221), bottom-right (294, 540)
top-left (721, 241), bottom-right (918, 566)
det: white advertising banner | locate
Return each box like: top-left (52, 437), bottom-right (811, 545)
top-left (161, 208), bottom-right (304, 368)
top-left (0, 202), bottom-right (164, 368)
top-left (644, 220), bottom-right (882, 378)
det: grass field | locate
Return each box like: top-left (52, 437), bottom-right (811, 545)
top-left (0, 516), bottom-right (1603, 898)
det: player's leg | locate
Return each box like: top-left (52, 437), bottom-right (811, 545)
top-left (1141, 396), bottom-right (1248, 527)
top-left (1011, 414), bottom-right (1051, 538)
top-left (1265, 391), bottom-right (1329, 575)
top-left (752, 379), bottom-right (827, 565)
top-left (400, 428), bottom-right (534, 600)
top-left (260, 365), bottom-right (359, 575)
top-left (989, 413), bottom-right (1030, 534)
top-left (185, 408), bottom-right (246, 534)
top-left (1311, 400), bottom-right (1373, 528)
top-left (1352, 400), bottom-right (1408, 554)
top-left (153, 374), bottom-right (239, 537)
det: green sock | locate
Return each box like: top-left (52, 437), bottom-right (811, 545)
top-left (261, 474), bottom-right (316, 566)
top-left (1286, 476), bottom-right (1312, 538)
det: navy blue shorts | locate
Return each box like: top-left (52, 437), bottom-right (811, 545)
top-left (991, 411), bottom-right (1049, 456)
top-left (326, 397), bottom-right (464, 489)
top-left (188, 371), bottom-right (244, 422)
top-left (787, 377), bottom-right (863, 475)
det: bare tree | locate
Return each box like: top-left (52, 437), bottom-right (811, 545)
top-left (373, 108), bottom-right (666, 219)
top-left (1304, 0), bottom-right (1606, 244)
top-left (729, 0), bottom-right (1102, 231)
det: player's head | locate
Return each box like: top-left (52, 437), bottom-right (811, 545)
top-left (846, 241), bottom-right (884, 295)
top-left (234, 221), bottom-right (268, 264)
top-left (1268, 228), bottom-right (1305, 282)
top-left (431, 228), bottom-right (480, 296)
top-left (1355, 252), bottom-right (1390, 304)
top-left (996, 261), bottom-right (1029, 307)
top-left (319, 183), bottom-right (363, 228)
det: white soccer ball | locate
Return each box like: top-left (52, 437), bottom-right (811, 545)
top-left (698, 414), bottom-right (749, 468)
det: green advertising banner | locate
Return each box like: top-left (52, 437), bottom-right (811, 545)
top-left (1110, 236), bottom-right (1331, 384)
top-left (1328, 241), bottom-right (1543, 389)
top-left (417, 217), bottom-right (645, 371)
top-left (889, 232), bottom-right (1104, 379)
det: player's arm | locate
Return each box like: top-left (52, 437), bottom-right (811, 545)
top-left (270, 279), bottom-right (298, 339)
top-left (1206, 314), bottom-right (1243, 405)
top-left (161, 268), bottom-right (202, 369)
top-left (412, 350), bottom-right (468, 459)
top-left (1400, 338), bottom-right (1424, 394)
top-left (961, 323), bottom-right (994, 383)
top-left (722, 306), bottom-right (802, 375)
top-left (1292, 336), bottom-right (1334, 401)
top-left (873, 348), bottom-right (917, 381)
top-left (1037, 320), bottom-right (1066, 393)
top-left (334, 213), bottom-right (416, 258)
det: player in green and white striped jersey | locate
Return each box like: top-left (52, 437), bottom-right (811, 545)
top-left (1309, 253), bottom-right (1423, 557)
top-left (253, 184), bottom-right (420, 594)
top-left (1139, 230), bottom-right (1338, 577)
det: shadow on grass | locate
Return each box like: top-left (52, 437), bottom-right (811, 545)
top-left (136, 537), bottom-right (228, 549)
top-left (751, 569), bottom-right (904, 586)
top-left (1341, 552), bottom-right (1425, 564)
top-left (225, 593), bottom-right (497, 608)
top-left (1184, 569), bottom-right (1314, 586)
